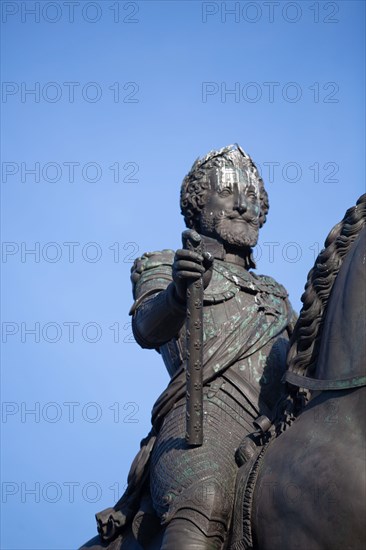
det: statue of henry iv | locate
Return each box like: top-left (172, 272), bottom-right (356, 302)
top-left (81, 144), bottom-right (297, 550)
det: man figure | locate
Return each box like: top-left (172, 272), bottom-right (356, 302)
top-left (89, 144), bottom-right (296, 550)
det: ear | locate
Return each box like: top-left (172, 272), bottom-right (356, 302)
top-left (258, 188), bottom-right (269, 228)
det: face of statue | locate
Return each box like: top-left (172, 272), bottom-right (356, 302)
top-left (199, 164), bottom-right (260, 249)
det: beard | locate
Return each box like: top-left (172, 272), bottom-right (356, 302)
top-left (200, 210), bottom-right (259, 249)
top-left (216, 218), bottom-right (259, 247)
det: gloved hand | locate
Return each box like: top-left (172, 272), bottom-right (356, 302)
top-left (172, 230), bottom-right (213, 302)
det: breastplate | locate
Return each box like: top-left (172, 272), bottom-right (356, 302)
top-left (160, 260), bottom-right (287, 380)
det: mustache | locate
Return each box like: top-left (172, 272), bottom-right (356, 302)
top-left (223, 213), bottom-right (259, 226)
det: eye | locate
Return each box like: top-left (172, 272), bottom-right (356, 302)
top-left (246, 188), bottom-right (257, 200)
top-left (219, 188), bottom-right (233, 197)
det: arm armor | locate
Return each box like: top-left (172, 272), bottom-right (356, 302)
top-left (131, 283), bottom-right (186, 349)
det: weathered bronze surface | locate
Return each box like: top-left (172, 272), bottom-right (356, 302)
top-left (80, 147), bottom-right (365, 549)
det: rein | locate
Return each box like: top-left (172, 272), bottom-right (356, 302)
top-left (285, 371), bottom-right (366, 391)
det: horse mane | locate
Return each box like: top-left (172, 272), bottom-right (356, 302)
top-left (287, 193), bottom-right (366, 378)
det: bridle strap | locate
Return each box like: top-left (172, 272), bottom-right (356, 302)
top-left (285, 371), bottom-right (366, 390)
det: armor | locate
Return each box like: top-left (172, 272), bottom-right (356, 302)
top-left (128, 238), bottom-right (295, 545)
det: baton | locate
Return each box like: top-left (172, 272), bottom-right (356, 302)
top-left (182, 230), bottom-right (204, 446)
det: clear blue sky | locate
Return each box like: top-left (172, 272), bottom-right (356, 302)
top-left (1, 1), bottom-right (365, 548)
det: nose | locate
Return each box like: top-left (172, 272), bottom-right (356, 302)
top-left (234, 189), bottom-right (248, 214)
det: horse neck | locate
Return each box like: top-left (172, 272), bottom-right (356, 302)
top-left (314, 227), bottom-right (366, 385)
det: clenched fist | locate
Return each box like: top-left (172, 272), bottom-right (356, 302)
top-left (172, 230), bottom-right (213, 302)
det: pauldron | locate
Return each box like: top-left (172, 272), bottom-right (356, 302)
top-left (130, 248), bottom-right (289, 307)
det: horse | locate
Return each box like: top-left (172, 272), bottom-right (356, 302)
top-left (230, 194), bottom-right (366, 550)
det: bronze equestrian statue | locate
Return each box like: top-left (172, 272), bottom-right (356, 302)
top-left (80, 144), bottom-right (296, 549)
top-left (230, 194), bottom-right (366, 550)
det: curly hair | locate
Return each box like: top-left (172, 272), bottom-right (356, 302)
top-left (180, 144), bottom-right (269, 230)
top-left (287, 193), bottom-right (366, 378)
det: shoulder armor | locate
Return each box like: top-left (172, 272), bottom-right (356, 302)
top-left (131, 250), bottom-right (175, 299)
top-left (254, 274), bottom-right (289, 299)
